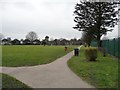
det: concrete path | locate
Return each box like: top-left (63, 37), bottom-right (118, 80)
top-left (0, 46), bottom-right (95, 88)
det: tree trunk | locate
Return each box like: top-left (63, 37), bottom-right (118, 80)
top-left (88, 42), bottom-right (90, 47)
top-left (97, 34), bottom-right (102, 47)
top-left (97, 40), bottom-right (102, 47)
top-left (97, 4), bottom-right (102, 48)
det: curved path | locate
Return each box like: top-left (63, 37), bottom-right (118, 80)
top-left (0, 46), bottom-right (95, 88)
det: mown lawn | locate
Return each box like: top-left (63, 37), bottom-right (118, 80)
top-left (1, 73), bottom-right (32, 89)
top-left (68, 46), bottom-right (119, 88)
top-left (2, 45), bottom-right (75, 67)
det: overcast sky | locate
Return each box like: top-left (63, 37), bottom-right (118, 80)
top-left (0, 0), bottom-right (118, 40)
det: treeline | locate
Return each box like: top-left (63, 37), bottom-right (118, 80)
top-left (1, 37), bottom-right (83, 45)
top-left (0, 31), bottom-right (83, 46)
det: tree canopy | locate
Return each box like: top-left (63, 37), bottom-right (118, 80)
top-left (73, 1), bottom-right (118, 47)
top-left (26, 31), bottom-right (38, 42)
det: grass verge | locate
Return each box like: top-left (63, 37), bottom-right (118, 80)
top-left (1, 73), bottom-right (32, 89)
top-left (67, 46), bottom-right (119, 88)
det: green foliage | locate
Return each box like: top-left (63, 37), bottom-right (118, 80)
top-left (81, 30), bottom-right (96, 46)
top-left (73, 2), bottom-right (118, 47)
top-left (1, 73), bottom-right (32, 89)
top-left (2, 45), bottom-right (75, 67)
top-left (68, 46), bottom-right (118, 88)
top-left (85, 47), bottom-right (97, 61)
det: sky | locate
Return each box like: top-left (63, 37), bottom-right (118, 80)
top-left (0, 0), bottom-right (119, 40)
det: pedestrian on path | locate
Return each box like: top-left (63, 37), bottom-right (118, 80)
top-left (64, 46), bottom-right (68, 52)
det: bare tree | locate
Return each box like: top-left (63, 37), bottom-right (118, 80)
top-left (26, 31), bottom-right (38, 43)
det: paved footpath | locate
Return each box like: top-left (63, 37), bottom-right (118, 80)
top-left (0, 46), bottom-right (95, 88)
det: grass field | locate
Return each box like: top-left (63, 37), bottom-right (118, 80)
top-left (68, 46), bottom-right (119, 88)
top-left (2, 45), bottom-right (75, 67)
top-left (1, 73), bottom-right (32, 89)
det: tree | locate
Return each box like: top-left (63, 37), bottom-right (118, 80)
top-left (70, 38), bottom-right (77, 45)
top-left (77, 39), bottom-right (83, 45)
top-left (60, 39), bottom-right (67, 45)
top-left (42, 39), bottom-right (46, 46)
top-left (26, 31), bottom-right (38, 43)
top-left (45, 36), bottom-right (49, 45)
top-left (73, 1), bottom-right (118, 47)
top-left (81, 31), bottom-right (95, 46)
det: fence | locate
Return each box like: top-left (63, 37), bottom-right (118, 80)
top-left (91, 38), bottom-right (120, 58)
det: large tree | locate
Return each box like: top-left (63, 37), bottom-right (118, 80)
top-left (81, 30), bottom-right (95, 46)
top-left (26, 31), bottom-right (38, 43)
top-left (73, 1), bottom-right (118, 47)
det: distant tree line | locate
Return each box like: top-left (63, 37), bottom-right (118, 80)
top-left (0, 31), bottom-right (83, 46)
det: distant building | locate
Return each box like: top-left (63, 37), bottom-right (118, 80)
top-left (2, 39), bottom-right (11, 45)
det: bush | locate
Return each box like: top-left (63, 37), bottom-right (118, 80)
top-left (85, 47), bottom-right (97, 61)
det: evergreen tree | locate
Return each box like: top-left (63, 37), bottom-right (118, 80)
top-left (73, 1), bottom-right (118, 47)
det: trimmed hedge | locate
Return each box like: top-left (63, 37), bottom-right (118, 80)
top-left (85, 47), bottom-right (97, 61)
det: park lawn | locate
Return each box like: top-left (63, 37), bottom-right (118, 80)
top-left (67, 46), bottom-right (119, 88)
top-left (1, 73), bottom-right (33, 89)
top-left (2, 45), bottom-right (76, 67)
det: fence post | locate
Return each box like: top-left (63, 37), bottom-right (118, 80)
top-left (118, 37), bottom-right (120, 58)
top-left (113, 38), bottom-right (115, 56)
top-left (107, 39), bottom-right (109, 54)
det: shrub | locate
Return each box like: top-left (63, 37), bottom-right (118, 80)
top-left (85, 47), bottom-right (97, 61)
